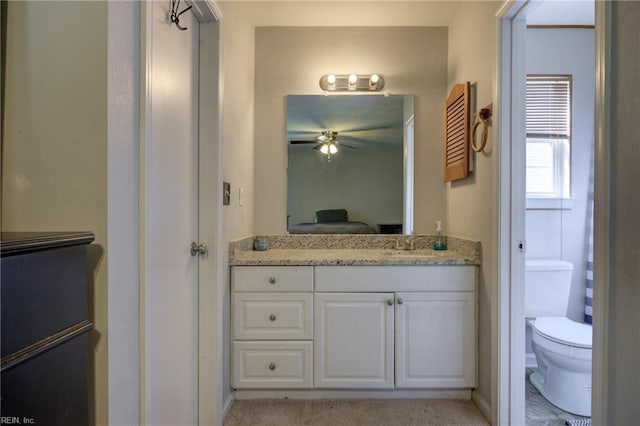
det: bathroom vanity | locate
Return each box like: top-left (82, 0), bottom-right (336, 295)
top-left (229, 235), bottom-right (480, 398)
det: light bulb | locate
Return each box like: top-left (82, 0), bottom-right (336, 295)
top-left (327, 74), bottom-right (336, 85)
top-left (320, 144), bottom-right (329, 154)
top-left (370, 74), bottom-right (380, 84)
top-left (348, 74), bottom-right (358, 86)
top-left (329, 144), bottom-right (338, 154)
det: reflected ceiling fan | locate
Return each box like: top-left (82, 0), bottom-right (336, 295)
top-left (290, 130), bottom-right (357, 161)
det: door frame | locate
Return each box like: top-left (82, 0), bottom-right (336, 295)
top-left (138, 1), bottom-right (223, 424)
top-left (495, 1), bottom-right (611, 425)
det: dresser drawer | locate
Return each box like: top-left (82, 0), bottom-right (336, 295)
top-left (233, 293), bottom-right (313, 340)
top-left (232, 266), bottom-right (313, 292)
top-left (232, 341), bottom-right (312, 389)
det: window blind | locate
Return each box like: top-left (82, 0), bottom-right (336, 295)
top-left (526, 76), bottom-right (571, 139)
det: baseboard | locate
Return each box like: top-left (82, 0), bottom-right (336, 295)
top-left (234, 389), bottom-right (472, 400)
top-left (471, 390), bottom-right (492, 424)
top-left (222, 393), bottom-right (235, 420)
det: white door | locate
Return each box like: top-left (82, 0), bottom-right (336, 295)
top-left (395, 292), bottom-right (476, 388)
top-left (143, 2), bottom-right (200, 424)
top-left (314, 293), bottom-right (394, 389)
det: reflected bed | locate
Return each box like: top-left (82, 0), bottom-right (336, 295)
top-left (288, 209), bottom-right (378, 234)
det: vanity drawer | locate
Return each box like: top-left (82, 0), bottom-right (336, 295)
top-left (232, 341), bottom-right (313, 389)
top-left (233, 293), bottom-right (313, 340)
top-left (232, 266), bottom-right (313, 292)
top-left (315, 265), bottom-right (476, 292)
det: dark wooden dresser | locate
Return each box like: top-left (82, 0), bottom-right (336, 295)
top-left (1, 231), bottom-right (94, 426)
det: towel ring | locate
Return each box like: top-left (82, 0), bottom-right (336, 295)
top-left (471, 111), bottom-right (489, 152)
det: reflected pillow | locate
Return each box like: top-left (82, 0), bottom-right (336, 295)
top-left (315, 209), bottom-right (348, 223)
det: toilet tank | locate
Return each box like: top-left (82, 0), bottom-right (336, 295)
top-left (525, 259), bottom-right (574, 318)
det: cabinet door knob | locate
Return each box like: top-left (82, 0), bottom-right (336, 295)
top-left (397, 297), bottom-right (404, 305)
top-left (387, 299), bottom-right (394, 306)
top-left (268, 277), bottom-right (276, 284)
top-left (269, 314), bottom-right (276, 322)
top-left (268, 362), bottom-right (276, 371)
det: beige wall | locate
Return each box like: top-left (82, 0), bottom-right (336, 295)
top-left (2, 1), bottom-right (108, 424)
top-left (604, 1), bottom-right (640, 422)
top-left (219, 2), bottom-right (257, 405)
top-left (255, 26), bottom-right (448, 234)
top-left (446, 1), bottom-right (500, 418)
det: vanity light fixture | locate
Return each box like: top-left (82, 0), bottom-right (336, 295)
top-left (319, 74), bottom-right (385, 92)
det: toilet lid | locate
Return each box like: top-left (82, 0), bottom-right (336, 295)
top-left (534, 317), bottom-right (592, 348)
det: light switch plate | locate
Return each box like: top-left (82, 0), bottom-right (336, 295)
top-left (223, 182), bottom-right (231, 205)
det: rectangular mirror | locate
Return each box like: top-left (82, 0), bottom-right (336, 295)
top-left (287, 95), bottom-right (414, 234)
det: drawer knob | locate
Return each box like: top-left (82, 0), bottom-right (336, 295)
top-left (269, 314), bottom-right (277, 322)
top-left (268, 277), bottom-right (276, 284)
top-left (387, 299), bottom-right (394, 306)
top-left (269, 362), bottom-right (276, 371)
top-left (397, 297), bottom-right (404, 305)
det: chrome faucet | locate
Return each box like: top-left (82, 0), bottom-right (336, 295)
top-left (395, 236), bottom-right (416, 251)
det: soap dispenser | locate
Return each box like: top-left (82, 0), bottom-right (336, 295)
top-left (433, 221), bottom-right (448, 251)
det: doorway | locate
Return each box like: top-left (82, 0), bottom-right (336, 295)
top-left (496, 1), bottom-right (605, 424)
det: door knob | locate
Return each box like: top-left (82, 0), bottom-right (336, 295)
top-left (190, 242), bottom-right (208, 256)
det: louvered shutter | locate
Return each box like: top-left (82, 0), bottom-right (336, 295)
top-left (444, 82), bottom-right (471, 182)
top-left (526, 76), bottom-right (571, 138)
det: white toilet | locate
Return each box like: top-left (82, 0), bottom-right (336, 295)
top-left (525, 259), bottom-right (592, 417)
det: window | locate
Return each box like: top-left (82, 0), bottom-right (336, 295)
top-left (525, 75), bottom-right (571, 199)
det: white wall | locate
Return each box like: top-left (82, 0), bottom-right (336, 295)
top-left (2, 2), bottom-right (109, 424)
top-left (254, 26), bottom-right (448, 235)
top-left (525, 28), bottom-right (595, 322)
top-left (107, 1), bottom-right (140, 424)
top-left (446, 1), bottom-right (500, 419)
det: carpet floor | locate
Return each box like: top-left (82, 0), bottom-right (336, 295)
top-left (223, 399), bottom-right (490, 426)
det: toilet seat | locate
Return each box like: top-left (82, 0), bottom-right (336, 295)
top-left (533, 317), bottom-right (592, 348)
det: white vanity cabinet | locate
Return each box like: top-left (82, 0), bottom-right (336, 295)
top-left (232, 266), bottom-right (314, 389)
top-left (314, 293), bottom-right (395, 389)
top-left (314, 266), bottom-right (477, 390)
top-left (395, 292), bottom-right (476, 388)
top-left (231, 264), bottom-right (477, 392)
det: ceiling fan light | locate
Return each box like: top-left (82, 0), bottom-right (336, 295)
top-left (320, 144), bottom-right (329, 154)
top-left (329, 144), bottom-right (338, 154)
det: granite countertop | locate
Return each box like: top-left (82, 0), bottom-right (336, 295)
top-left (229, 235), bottom-right (481, 266)
top-left (230, 248), bottom-right (476, 266)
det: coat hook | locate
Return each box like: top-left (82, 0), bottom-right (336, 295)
top-left (171, 0), bottom-right (193, 31)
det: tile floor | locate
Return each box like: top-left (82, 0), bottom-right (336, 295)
top-left (525, 369), bottom-right (590, 426)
